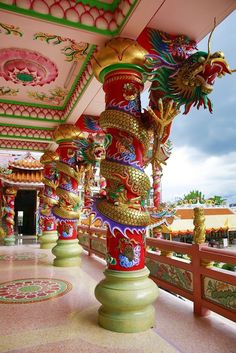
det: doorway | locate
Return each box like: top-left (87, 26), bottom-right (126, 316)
top-left (14, 190), bottom-right (37, 235)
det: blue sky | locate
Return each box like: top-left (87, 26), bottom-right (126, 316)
top-left (142, 10), bottom-right (236, 203)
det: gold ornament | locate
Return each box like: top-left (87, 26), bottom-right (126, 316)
top-left (105, 73), bottom-right (143, 86)
top-left (93, 37), bottom-right (148, 82)
top-left (40, 151), bottom-right (59, 164)
top-left (56, 161), bottom-right (80, 181)
top-left (193, 207), bottom-right (206, 244)
top-left (5, 187), bottom-right (17, 196)
top-left (101, 160), bottom-right (150, 197)
top-left (100, 110), bottom-right (150, 153)
top-left (96, 199), bottom-right (150, 226)
top-left (56, 188), bottom-right (80, 207)
top-left (53, 124), bottom-right (85, 143)
top-left (53, 205), bottom-right (80, 219)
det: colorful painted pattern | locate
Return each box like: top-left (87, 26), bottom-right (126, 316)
top-left (0, 139), bottom-right (50, 152)
top-left (146, 258), bottom-right (193, 292)
top-left (0, 52), bottom-right (94, 122)
top-left (28, 87), bottom-right (68, 106)
top-left (0, 0), bottom-right (138, 35)
top-left (204, 277), bottom-right (236, 311)
top-left (0, 102), bottom-right (63, 121)
top-left (0, 87), bottom-right (19, 96)
top-left (34, 33), bottom-right (89, 62)
top-left (0, 253), bottom-right (47, 261)
top-left (0, 48), bottom-right (58, 87)
top-left (0, 126), bottom-right (53, 141)
top-left (91, 238), bottom-right (106, 255)
top-left (78, 234), bottom-right (90, 247)
top-left (0, 22), bottom-right (23, 36)
top-left (0, 278), bottom-right (72, 304)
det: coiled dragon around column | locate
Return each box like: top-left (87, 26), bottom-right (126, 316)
top-left (93, 38), bottom-right (152, 271)
top-left (39, 151), bottom-right (59, 249)
top-left (4, 187), bottom-right (17, 246)
top-left (51, 124), bottom-right (104, 266)
top-left (92, 29), bottom-right (235, 332)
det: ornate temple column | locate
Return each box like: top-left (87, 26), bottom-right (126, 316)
top-left (83, 165), bottom-right (93, 210)
top-left (4, 187), bottom-right (17, 246)
top-left (152, 164), bottom-right (162, 209)
top-left (52, 125), bottom-right (83, 267)
top-left (36, 190), bottom-right (43, 238)
top-left (39, 152), bottom-right (59, 249)
top-left (92, 38), bottom-right (158, 332)
top-left (192, 207), bottom-right (211, 317)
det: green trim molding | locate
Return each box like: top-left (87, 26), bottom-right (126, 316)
top-left (0, 1), bottom-right (139, 36)
top-left (76, 0), bottom-right (121, 12)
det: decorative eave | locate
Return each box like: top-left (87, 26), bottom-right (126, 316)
top-left (0, 177), bottom-right (44, 189)
top-left (9, 152), bottom-right (43, 170)
top-left (0, 170), bottom-right (43, 184)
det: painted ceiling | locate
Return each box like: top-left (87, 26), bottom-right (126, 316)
top-left (0, 0), bottom-right (235, 156)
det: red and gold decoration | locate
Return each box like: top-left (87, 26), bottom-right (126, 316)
top-left (52, 124), bottom-right (85, 267)
top-left (83, 165), bottom-right (94, 210)
top-left (139, 27), bottom-right (233, 114)
top-left (3, 187), bottom-right (17, 246)
top-left (39, 151), bottom-right (59, 249)
top-left (74, 135), bottom-right (105, 211)
top-left (137, 27), bottom-right (235, 224)
top-left (93, 38), bottom-right (151, 271)
top-left (92, 37), bottom-right (158, 333)
top-left (151, 140), bottom-right (172, 209)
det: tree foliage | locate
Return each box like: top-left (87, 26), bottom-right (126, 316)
top-left (177, 191), bottom-right (226, 206)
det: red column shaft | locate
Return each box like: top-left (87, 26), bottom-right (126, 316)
top-left (4, 189), bottom-right (17, 237)
top-left (54, 142), bottom-right (79, 240)
top-left (97, 70), bottom-right (150, 271)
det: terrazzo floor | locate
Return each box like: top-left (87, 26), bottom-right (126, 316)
top-left (0, 243), bottom-right (235, 353)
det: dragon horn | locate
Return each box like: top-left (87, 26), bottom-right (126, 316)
top-left (206, 17), bottom-right (217, 62)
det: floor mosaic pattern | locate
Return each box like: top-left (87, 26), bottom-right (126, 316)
top-left (0, 252), bottom-right (48, 261)
top-left (0, 278), bottom-right (72, 304)
top-left (0, 244), bottom-right (235, 353)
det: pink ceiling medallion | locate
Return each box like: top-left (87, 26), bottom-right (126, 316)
top-left (0, 48), bottom-right (58, 86)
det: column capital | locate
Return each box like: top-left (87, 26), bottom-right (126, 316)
top-left (40, 151), bottom-right (59, 165)
top-left (53, 124), bottom-right (85, 144)
top-left (93, 37), bottom-right (148, 83)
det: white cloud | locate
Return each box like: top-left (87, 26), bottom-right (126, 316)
top-left (142, 11), bottom-right (236, 204)
top-left (161, 147), bottom-right (236, 202)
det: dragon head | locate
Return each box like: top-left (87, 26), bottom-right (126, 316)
top-left (173, 50), bottom-right (232, 114)
top-left (144, 28), bottom-right (234, 115)
top-left (75, 137), bottom-right (105, 165)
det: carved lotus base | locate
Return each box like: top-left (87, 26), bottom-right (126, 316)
top-left (4, 236), bottom-right (15, 246)
top-left (95, 267), bottom-right (159, 332)
top-left (40, 230), bottom-right (58, 250)
top-left (52, 239), bottom-right (82, 267)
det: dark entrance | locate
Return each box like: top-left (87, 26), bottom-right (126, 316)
top-left (14, 190), bottom-right (37, 235)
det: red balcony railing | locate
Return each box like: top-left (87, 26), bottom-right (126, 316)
top-left (78, 224), bottom-right (236, 323)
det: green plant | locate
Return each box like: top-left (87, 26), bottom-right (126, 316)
top-left (221, 263), bottom-right (236, 272)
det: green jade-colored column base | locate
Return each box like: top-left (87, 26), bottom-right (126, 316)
top-left (95, 267), bottom-right (159, 333)
top-left (40, 231), bottom-right (58, 249)
top-left (4, 236), bottom-right (15, 246)
top-left (52, 239), bottom-right (83, 267)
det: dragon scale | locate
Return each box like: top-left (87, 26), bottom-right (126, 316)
top-left (92, 38), bottom-right (152, 271)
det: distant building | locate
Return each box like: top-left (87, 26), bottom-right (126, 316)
top-left (165, 206), bottom-right (236, 247)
